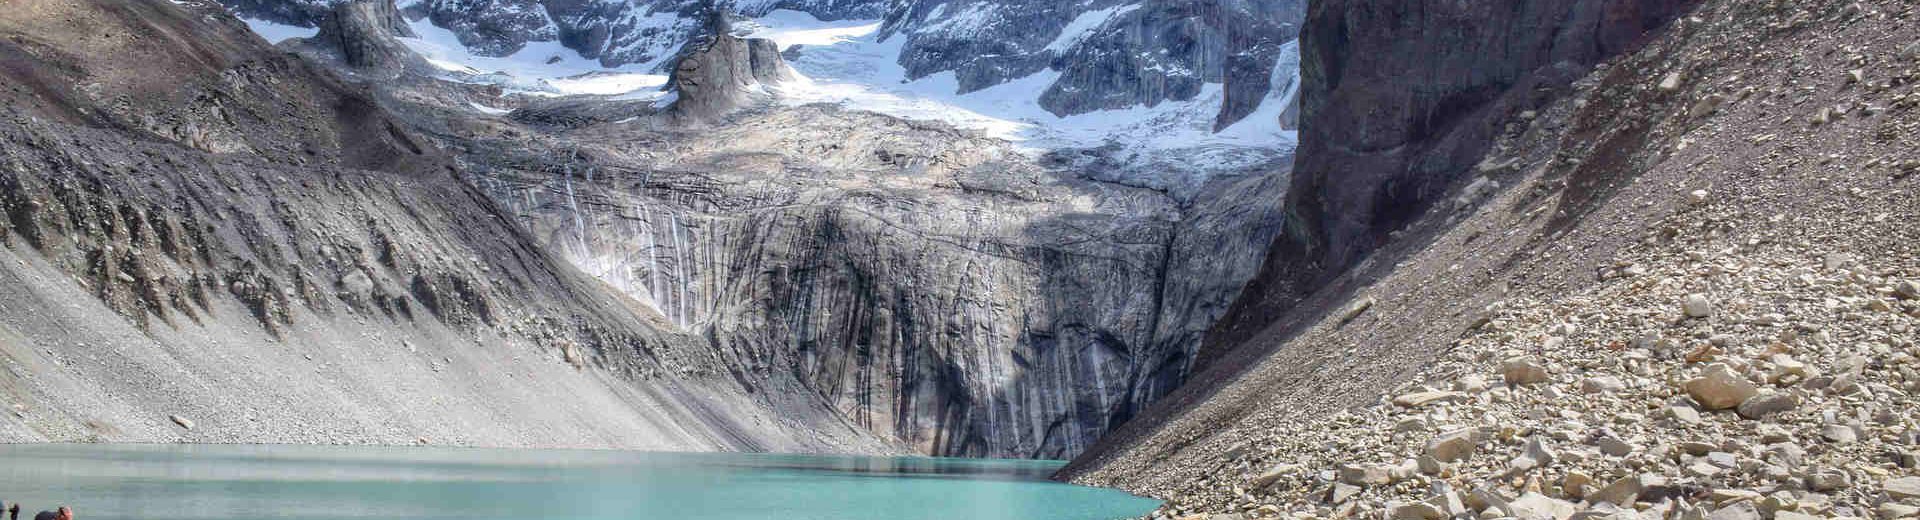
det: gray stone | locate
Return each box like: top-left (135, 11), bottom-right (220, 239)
top-left (1736, 391), bottom-right (1799, 420)
top-left (1581, 376), bottom-right (1626, 394)
top-left (1821, 424), bottom-right (1859, 444)
top-left (1896, 280), bottom-right (1920, 300)
top-left (1684, 294), bottom-right (1715, 318)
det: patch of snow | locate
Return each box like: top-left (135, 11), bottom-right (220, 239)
top-left (546, 72), bottom-right (671, 96)
top-left (644, 89), bottom-right (679, 109)
top-left (1043, 5), bottom-right (1139, 54)
top-left (761, 9), bottom-right (1297, 183)
top-left (469, 102), bottom-right (512, 115)
top-left (917, 4), bottom-right (999, 38)
top-left (742, 10), bottom-right (881, 51)
top-left (237, 16), bottom-right (319, 45)
top-left (395, 11), bottom-right (672, 96)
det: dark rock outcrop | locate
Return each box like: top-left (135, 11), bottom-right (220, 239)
top-left (1213, 39), bottom-right (1297, 131)
top-left (308, 0), bottom-right (422, 72)
top-left (1199, 0), bottom-right (1694, 366)
top-left (663, 14), bottom-right (793, 122)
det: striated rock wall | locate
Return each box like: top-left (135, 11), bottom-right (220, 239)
top-left (451, 104), bottom-right (1291, 458)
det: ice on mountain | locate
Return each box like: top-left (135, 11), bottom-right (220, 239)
top-left (239, 16), bottom-right (320, 44)
top-left (1043, 5), bottom-right (1139, 53)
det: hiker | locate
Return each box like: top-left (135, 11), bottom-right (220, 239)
top-left (3, 499), bottom-right (17, 520)
top-left (31, 506), bottom-right (70, 520)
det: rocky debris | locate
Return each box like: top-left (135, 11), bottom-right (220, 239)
top-left (1066, 0), bottom-right (1920, 511)
top-left (1125, 159), bottom-right (1920, 519)
top-left (1134, 231), bottom-right (1920, 519)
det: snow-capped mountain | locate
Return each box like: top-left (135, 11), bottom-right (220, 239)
top-left (203, 0), bottom-right (1309, 459)
top-left (223, 0), bottom-right (1303, 181)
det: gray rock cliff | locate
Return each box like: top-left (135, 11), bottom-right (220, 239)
top-left (1199, 0), bottom-right (1695, 367)
top-left (444, 104), bottom-right (1290, 457)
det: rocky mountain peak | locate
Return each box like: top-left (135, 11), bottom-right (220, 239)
top-left (663, 10), bottom-right (794, 122)
top-left (307, 0), bottom-right (423, 73)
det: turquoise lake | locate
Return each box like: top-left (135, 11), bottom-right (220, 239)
top-left (0, 444), bottom-right (1159, 520)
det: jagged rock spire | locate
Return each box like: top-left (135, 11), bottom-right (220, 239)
top-left (661, 6), bottom-right (794, 123)
top-left (308, 0), bottom-right (423, 73)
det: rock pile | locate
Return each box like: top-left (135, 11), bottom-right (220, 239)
top-left (1154, 237), bottom-right (1919, 519)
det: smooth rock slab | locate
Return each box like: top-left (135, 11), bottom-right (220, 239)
top-left (1887, 476), bottom-right (1920, 499)
top-left (1426, 429), bottom-right (1479, 462)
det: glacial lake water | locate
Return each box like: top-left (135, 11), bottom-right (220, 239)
top-left (0, 444), bottom-right (1159, 520)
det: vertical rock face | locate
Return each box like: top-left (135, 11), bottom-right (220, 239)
top-left (459, 105), bottom-right (1290, 458)
top-left (1215, 39), bottom-right (1299, 131)
top-left (664, 14), bottom-right (794, 122)
top-left (1199, 0), bottom-right (1693, 365)
top-left (309, 0), bottom-right (421, 72)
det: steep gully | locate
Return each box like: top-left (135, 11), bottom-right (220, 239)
top-left (1063, 0), bottom-right (1700, 484)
